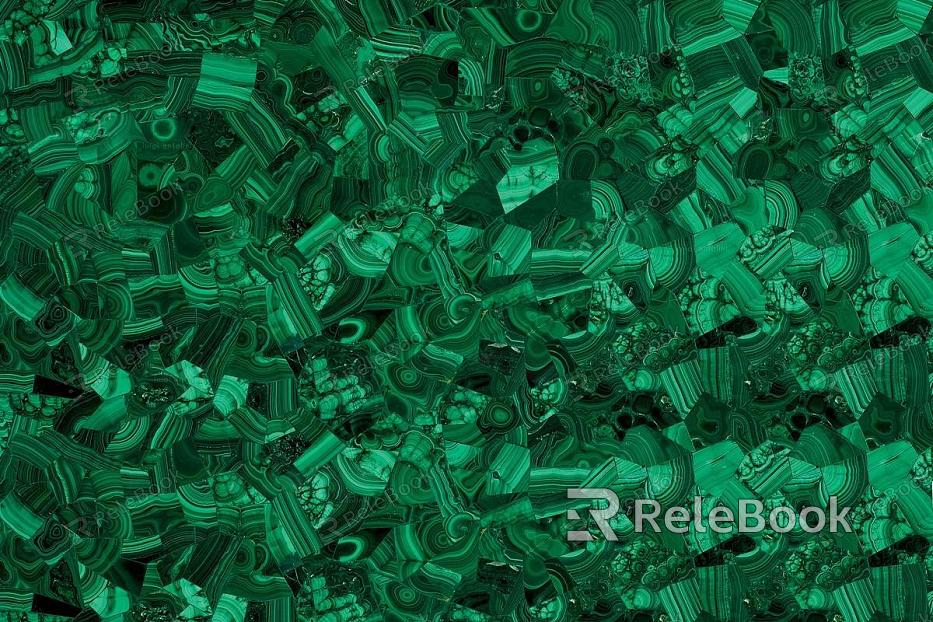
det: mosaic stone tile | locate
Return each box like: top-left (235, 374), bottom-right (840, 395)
top-left (0, 0), bottom-right (932, 620)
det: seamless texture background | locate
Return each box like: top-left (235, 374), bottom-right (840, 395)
top-left (0, 0), bottom-right (932, 620)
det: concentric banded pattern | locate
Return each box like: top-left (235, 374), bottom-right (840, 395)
top-left (0, 0), bottom-right (932, 620)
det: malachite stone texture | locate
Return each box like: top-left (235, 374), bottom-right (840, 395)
top-left (1, 0), bottom-right (933, 620)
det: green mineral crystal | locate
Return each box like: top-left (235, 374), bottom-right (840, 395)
top-left (0, 0), bottom-right (931, 620)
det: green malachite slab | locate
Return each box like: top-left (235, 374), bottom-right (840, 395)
top-left (0, 0), bottom-right (932, 620)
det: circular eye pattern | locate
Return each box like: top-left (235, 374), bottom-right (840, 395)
top-left (0, 1), bottom-right (930, 621)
